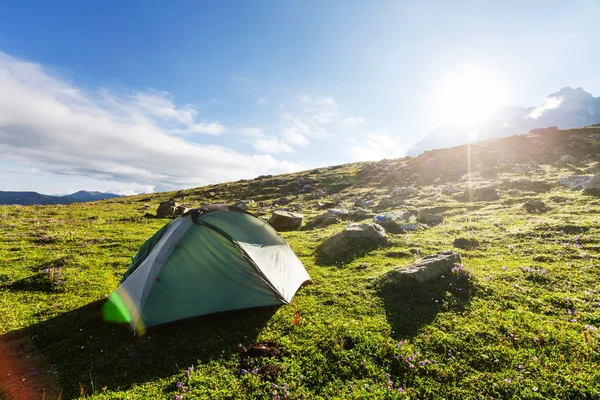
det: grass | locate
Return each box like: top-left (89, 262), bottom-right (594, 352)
top-left (1, 127), bottom-right (600, 399)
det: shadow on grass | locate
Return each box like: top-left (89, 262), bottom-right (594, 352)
top-left (1, 300), bottom-right (279, 398)
top-left (377, 274), bottom-right (475, 340)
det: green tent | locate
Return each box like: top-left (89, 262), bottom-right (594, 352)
top-left (103, 205), bottom-right (310, 333)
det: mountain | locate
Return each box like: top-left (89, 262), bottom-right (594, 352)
top-left (409, 86), bottom-right (600, 155)
top-left (0, 190), bottom-right (123, 205)
top-left (61, 190), bottom-right (122, 202)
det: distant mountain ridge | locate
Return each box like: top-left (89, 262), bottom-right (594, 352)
top-left (0, 190), bottom-right (122, 205)
top-left (409, 86), bottom-right (600, 155)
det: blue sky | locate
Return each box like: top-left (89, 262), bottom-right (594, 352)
top-left (1, 0), bottom-right (599, 194)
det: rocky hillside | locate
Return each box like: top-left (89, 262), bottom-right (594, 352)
top-left (0, 125), bottom-right (599, 399)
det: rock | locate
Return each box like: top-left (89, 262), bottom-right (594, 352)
top-left (559, 155), bottom-right (577, 164)
top-left (557, 175), bottom-right (592, 190)
top-left (316, 223), bottom-right (386, 260)
top-left (317, 201), bottom-right (337, 210)
top-left (173, 205), bottom-right (190, 216)
top-left (257, 201), bottom-right (269, 208)
top-left (355, 199), bottom-right (375, 207)
top-left (269, 211), bottom-right (304, 231)
top-left (156, 199), bottom-right (179, 217)
top-left (504, 179), bottom-right (551, 193)
top-left (391, 186), bottom-right (414, 198)
top-left (441, 186), bottom-right (461, 195)
top-left (523, 199), bottom-right (548, 213)
top-left (278, 197), bottom-right (290, 205)
top-left (348, 208), bottom-right (375, 221)
top-left (235, 201), bottom-right (250, 210)
top-left (377, 252), bottom-right (462, 286)
top-left (584, 173), bottom-right (600, 190)
top-left (453, 237), bottom-right (479, 250)
top-left (417, 210), bottom-right (443, 225)
top-left (304, 213), bottom-right (340, 230)
top-left (327, 209), bottom-right (349, 219)
top-left (375, 196), bottom-right (398, 210)
top-left (470, 185), bottom-right (499, 201)
top-left (311, 189), bottom-right (326, 199)
top-left (373, 211), bottom-right (413, 233)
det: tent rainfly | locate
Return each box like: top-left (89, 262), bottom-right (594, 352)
top-left (103, 205), bottom-right (311, 333)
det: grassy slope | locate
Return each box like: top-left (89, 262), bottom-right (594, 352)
top-left (1, 127), bottom-right (600, 399)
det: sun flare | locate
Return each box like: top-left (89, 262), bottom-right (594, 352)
top-left (434, 67), bottom-right (506, 127)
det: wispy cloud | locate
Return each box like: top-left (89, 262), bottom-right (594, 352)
top-left (258, 97), bottom-right (268, 104)
top-left (348, 133), bottom-right (407, 161)
top-left (0, 52), bottom-right (301, 191)
top-left (526, 96), bottom-right (563, 119)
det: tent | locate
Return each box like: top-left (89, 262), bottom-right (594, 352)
top-left (103, 205), bottom-right (310, 333)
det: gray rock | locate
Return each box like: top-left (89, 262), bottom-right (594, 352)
top-left (470, 185), bottom-right (499, 201)
top-left (269, 210), bottom-right (304, 231)
top-left (391, 186), bottom-right (414, 198)
top-left (378, 252), bottom-right (462, 286)
top-left (278, 197), bottom-right (290, 205)
top-left (557, 175), bottom-right (592, 190)
top-left (156, 199), bottom-right (179, 218)
top-left (375, 196), bottom-right (399, 209)
top-left (316, 223), bottom-right (386, 260)
top-left (441, 186), bottom-right (461, 195)
top-left (355, 199), bottom-right (376, 207)
top-left (504, 179), bottom-right (552, 193)
top-left (584, 173), bottom-right (600, 190)
top-left (348, 208), bottom-right (375, 221)
top-left (417, 210), bottom-right (443, 225)
top-left (327, 209), bottom-right (349, 219)
top-left (523, 199), bottom-right (548, 213)
top-left (304, 213), bottom-right (340, 230)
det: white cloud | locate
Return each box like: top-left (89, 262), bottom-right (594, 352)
top-left (241, 127), bottom-right (265, 137)
top-left (348, 133), bottom-right (407, 161)
top-left (343, 116), bottom-right (366, 127)
top-left (258, 97), bottom-right (268, 104)
top-left (0, 52), bottom-right (302, 190)
top-left (251, 137), bottom-right (294, 154)
top-left (526, 96), bottom-right (563, 119)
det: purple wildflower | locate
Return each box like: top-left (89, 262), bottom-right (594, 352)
top-left (176, 382), bottom-right (182, 389)
top-left (251, 369), bottom-right (258, 374)
top-left (173, 396), bottom-right (183, 400)
top-left (182, 387), bottom-right (189, 393)
top-left (398, 387), bottom-right (405, 393)
top-left (241, 369), bottom-right (247, 375)
top-left (585, 325), bottom-right (598, 331)
top-left (532, 337), bottom-right (539, 343)
top-left (504, 378), bottom-right (512, 383)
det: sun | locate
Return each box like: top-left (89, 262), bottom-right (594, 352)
top-left (433, 67), bottom-right (506, 127)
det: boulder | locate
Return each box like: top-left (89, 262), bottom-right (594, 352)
top-left (417, 210), bottom-right (443, 225)
top-left (355, 199), bottom-right (376, 208)
top-left (373, 211), bottom-right (413, 233)
top-left (375, 196), bottom-right (399, 210)
top-left (327, 209), bottom-right (349, 219)
top-left (316, 223), bottom-right (386, 260)
top-left (557, 175), bottom-right (592, 190)
top-left (441, 186), bottom-right (461, 195)
top-left (584, 173), bottom-right (600, 190)
top-left (173, 205), bottom-right (190, 216)
top-left (348, 208), bottom-right (375, 221)
top-left (471, 185), bottom-right (499, 201)
top-left (453, 237), bottom-right (479, 250)
top-left (269, 211), bottom-right (304, 231)
top-left (377, 252), bottom-right (462, 286)
top-left (523, 199), bottom-right (548, 213)
top-left (391, 186), bottom-right (414, 199)
top-left (304, 213), bottom-right (340, 230)
top-left (504, 179), bottom-right (552, 193)
top-left (156, 199), bottom-right (179, 218)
